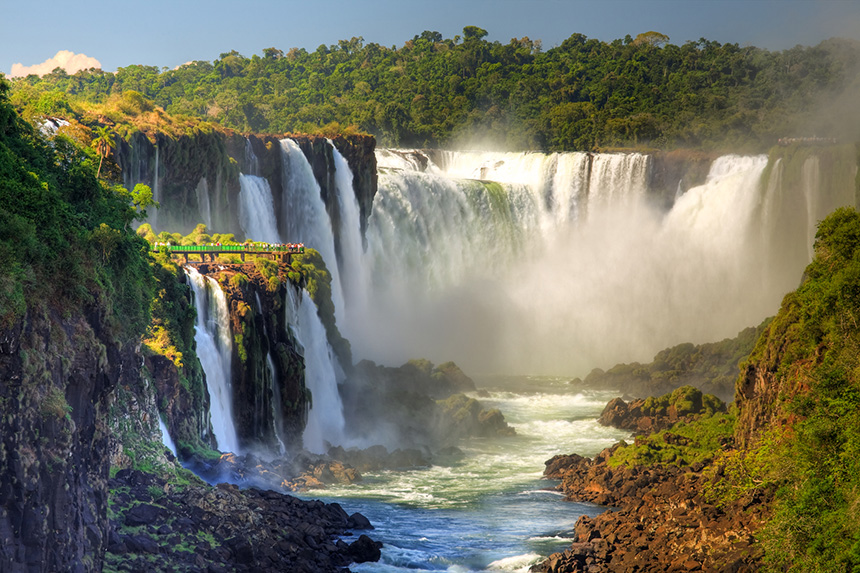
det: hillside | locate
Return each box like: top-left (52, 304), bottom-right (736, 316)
top-left (8, 30), bottom-right (860, 150)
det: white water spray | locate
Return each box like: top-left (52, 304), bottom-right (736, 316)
top-left (285, 288), bottom-right (345, 454)
top-left (238, 173), bottom-right (282, 243)
top-left (279, 139), bottom-right (347, 327)
top-left (158, 417), bottom-right (178, 457)
top-left (353, 150), bottom-right (791, 375)
top-left (186, 268), bottom-right (240, 453)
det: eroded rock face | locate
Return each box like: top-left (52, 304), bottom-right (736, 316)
top-left (537, 447), bottom-right (766, 572)
top-left (0, 308), bottom-right (139, 572)
top-left (114, 130), bottom-right (378, 244)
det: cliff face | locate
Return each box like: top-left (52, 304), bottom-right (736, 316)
top-left (114, 129), bottom-right (377, 246)
top-left (0, 307), bottom-right (139, 572)
top-left (191, 262), bottom-right (308, 452)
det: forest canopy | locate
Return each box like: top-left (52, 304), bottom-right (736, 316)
top-left (7, 28), bottom-right (860, 151)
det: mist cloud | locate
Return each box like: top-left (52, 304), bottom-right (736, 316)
top-left (9, 50), bottom-right (101, 78)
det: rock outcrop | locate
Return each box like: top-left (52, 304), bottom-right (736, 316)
top-left (573, 324), bottom-right (764, 403)
top-left (341, 359), bottom-right (514, 449)
top-left (536, 447), bottom-right (765, 572)
top-left (106, 469), bottom-right (379, 572)
top-left (597, 385), bottom-right (726, 435)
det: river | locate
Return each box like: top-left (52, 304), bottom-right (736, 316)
top-left (305, 376), bottom-right (629, 572)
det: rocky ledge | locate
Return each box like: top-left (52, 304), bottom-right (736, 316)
top-left (535, 448), bottom-right (766, 572)
top-left (597, 385), bottom-right (726, 435)
top-left (105, 469), bottom-right (380, 573)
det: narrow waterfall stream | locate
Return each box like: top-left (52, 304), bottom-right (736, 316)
top-left (186, 267), bottom-right (240, 454)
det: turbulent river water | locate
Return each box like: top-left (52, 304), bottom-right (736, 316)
top-left (306, 377), bottom-right (629, 572)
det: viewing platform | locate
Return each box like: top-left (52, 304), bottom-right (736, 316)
top-left (151, 243), bottom-right (305, 263)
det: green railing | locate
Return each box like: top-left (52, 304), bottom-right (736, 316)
top-left (151, 243), bottom-right (305, 254)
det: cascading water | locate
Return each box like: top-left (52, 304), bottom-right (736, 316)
top-left (194, 177), bottom-right (212, 229)
top-left (329, 140), bottom-right (369, 339)
top-left (284, 286), bottom-right (345, 454)
top-left (353, 148), bottom-right (849, 375)
top-left (244, 137), bottom-right (260, 176)
top-left (159, 417), bottom-right (178, 457)
top-left (238, 173), bottom-right (282, 243)
top-left (267, 353), bottom-right (287, 454)
top-left (186, 267), bottom-right (240, 453)
top-left (143, 145), bottom-right (162, 230)
top-left (279, 139), bottom-right (347, 327)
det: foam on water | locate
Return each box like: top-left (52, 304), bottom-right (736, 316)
top-left (312, 386), bottom-right (628, 571)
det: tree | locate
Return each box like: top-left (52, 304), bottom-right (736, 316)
top-left (131, 183), bottom-right (158, 221)
top-left (634, 31), bottom-right (670, 47)
top-left (91, 125), bottom-right (115, 178)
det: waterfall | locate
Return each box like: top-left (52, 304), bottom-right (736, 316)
top-left (267, 353), bottom-right (287, 454)
top-left (328, 140), bottom-right (368, 338)
top-left (186, 268), bottom-right (240, 453)
top-left (279, 139), bottom-right (347, 327)
top-left (285, 287), bottom-right (345, 454)
top-left (353, 149), bottom-right (821, 375)
top-left (147, 145), bottom-right (161, 230)
top-left (238, 173), bottom-right (282, 243)
top-left (158, 416), bottom-right (178, 457)
top-left (194, 177), bottom-right (212, 229)
top-left (245, 137), bottom-right (260, 176)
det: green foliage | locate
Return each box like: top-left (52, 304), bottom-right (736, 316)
top-left (143, 251), bottom-right (197, 369)
top-left (0, 76), bottom-right (153, 335)
top-left (585, 323), bottom-right (765, 401)
top-left (41, 386), bottom-right (72, 420)
top-left (228, 272), bottom-right (248, 289)
top-left (730, 208), bottom-right (860, 571)
top-left (9, 29), bottom-right (859, 150)
top-left (609, 409), bottom-right (736, 468)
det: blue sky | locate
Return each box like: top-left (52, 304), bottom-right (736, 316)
top-left (4, 0), bottom-right (860, 76)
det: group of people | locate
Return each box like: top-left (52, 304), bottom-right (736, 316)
top-left (150, 242), bottom-right (306, 253)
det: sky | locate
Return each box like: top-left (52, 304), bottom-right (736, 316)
top-left (3, 0), bottom-right (860, 76)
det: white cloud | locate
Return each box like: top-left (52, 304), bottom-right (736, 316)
top-left (9, 50), bottom-right (102, 78)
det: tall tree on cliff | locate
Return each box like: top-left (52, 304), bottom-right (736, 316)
top-left (91, 124), bottom-right (114, 178)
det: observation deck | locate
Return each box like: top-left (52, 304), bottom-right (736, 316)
top-left (151, 243), bottom-right (305, 263)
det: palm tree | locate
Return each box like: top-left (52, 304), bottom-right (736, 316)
top-left (91, 125), bottom-right (115, 178)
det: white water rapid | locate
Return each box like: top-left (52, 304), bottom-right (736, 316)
top-left (186, 267), bottom-right (240, 453)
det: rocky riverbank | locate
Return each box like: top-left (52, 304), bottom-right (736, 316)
top-left (533, 385), bottom-right (765, 572)
top-left (105, 468), bottom-right (379, 572)
top-left (536, 446), bottom-right (765, 572)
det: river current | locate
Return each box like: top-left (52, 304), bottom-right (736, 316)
top-left (305, 376), bottom-right (629, 572)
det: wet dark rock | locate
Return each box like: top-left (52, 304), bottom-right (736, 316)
top-left (124, 503), bottom-right (169, 527)
top-left (348, 512), bottom-right (374, 530)
top-left (106, 470), bottom-right (381, 572)
top-left (347, 534), bottom-right (383, 563)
